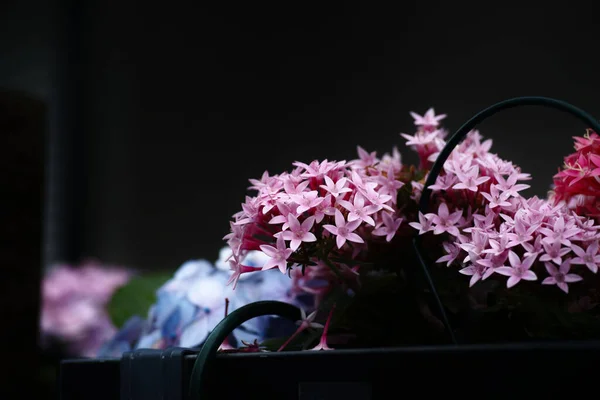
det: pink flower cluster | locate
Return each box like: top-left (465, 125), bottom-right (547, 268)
top-left (551, 130), bottom-right (600, 221)
top-left (224, 107), bottom-right (600, 350)
top-left (223, 109), bottom-right (453, 307)
top-left (40, 261), bottom-right (132, 357)
top-left (412, 129), bottom-right (600, 293)
top-left (224, 155), bottom-right (403, 296)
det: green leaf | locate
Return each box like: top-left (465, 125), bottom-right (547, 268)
top-left (107, 271), bottom-right (173, 328)
top-left (260, 330), bottom-right (318, 352)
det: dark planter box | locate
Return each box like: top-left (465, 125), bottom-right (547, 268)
top-left (61, 341), bottom-right (600, 399)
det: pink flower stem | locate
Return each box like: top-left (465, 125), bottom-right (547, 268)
top-left (219, 298), bottom-right (232, 350)
top-left (318, 303), bottom-right (335, 346)
top-left (277, 325), bottom-right (307, 352)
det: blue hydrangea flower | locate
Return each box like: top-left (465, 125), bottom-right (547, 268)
top-left (98, 248), bottom-right (306, 357)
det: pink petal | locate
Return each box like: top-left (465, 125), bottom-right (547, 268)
top-left (521, 270), bottom-right (537, 281)
top-left (521, 255), bottom-right (537, 269)
top-left (301, 232), bottom-right (317, 243)
top-left (345, 219), bottom-right (362, 232)
top-left (459, 266), bottom-right (476, 275)
top-left (345, 232), bottom-right (364, 244)
top-left (469, 274), bottom-right (481, 287)
top-left (589, 240), bottom-right (599, 255)
top-left (508, 251), bottom-right (520, 267)
top-left (482, 268), bottom-right (495, 280)
top-left (259, 244), bottom-right (278, 258)
top-left (438, 202), bottom-right (449, 219)
top-left (302, 216), bottom-right (316, 230)
top-left (557, 282), bottom-right (569, 293)
top-left (289, 239), bottom-right (301, 252)
top-left (287, 214), bottom-right (301, 230)
top-left (544, 262), bottom-right (558, 275)
top-left (354, 194), bottom-right (365, 207)
top-left (542, 277), bottom-right (556, 285)
top-left (570, 244), bottom-right (585, 258)
top-left (261, 258), bottom-right (278, 271)
top-left (365, 205), bottom-right (382, 215)
top-left (334, 209), bottom-right (345, 226)
top-left (363, 215), bottom-right (376, 226)
top-left (495, 266), bottom-right (514, 277)
top-left (564, 274), bottom-right (583, 283)
top-left (323, 224), bottom-right (338, 235)
top-left (558, 261), bottom-right (571, 274)
top-left (506, 276), bottom-right (521, 288)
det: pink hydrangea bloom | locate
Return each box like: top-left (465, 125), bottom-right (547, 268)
top-left (40, 261), bottom-right (132, 357)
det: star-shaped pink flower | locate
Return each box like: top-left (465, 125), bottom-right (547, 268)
top-left (259, 235), bottom-right (293, 273)
top-left (323, 209), bottom-right (364, 249)
top-left (542, 260), bottom-right (582, 293)
top-left (570, 241), bottom-right (600, 273)
top-left (495, 251), bottom-right (538, 288)
top-left (279, 214), bottom-right (317, 251)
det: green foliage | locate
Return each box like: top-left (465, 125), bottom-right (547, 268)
top-left (260, 330), bottom-right (319, 352)
top-left (107, 272), bottom-right (173, 328)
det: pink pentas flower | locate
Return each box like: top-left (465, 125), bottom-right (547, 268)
top-left (409, 212), bottom-right (434, 234)
top-left (494, 172), bottom-right (531, 197)
top-left (410, 108), bottom-right (447, 130)
top-left (283, 177), bottom-right (310, 195)
top-left (495, 251), bottom-right (538, 288)
top-left (290, 190), bottom-right (324, 214)
top-left (539, 241), bottom-right (571, 265)
top-left (429, 174), bottom-right (457, 192)
top-left (436, 242), bottom-right (461, 267)
top-left (542, 260), bottom-right (583, 293)
top-left (410, 126), bottom-right (600, 295)
top-left (279, 214), bottom-right (317, 251)
top-left (570, 241), bottom-right (600, 273)
top-left (278, 308), bottom-right (323, 352)
top-left (460, 230), bottom-right (489, 261)
top-left (452, 165), bottom-right (490, 192)
top-left (320, 176), bottom-right (352, 197)
top-left (260, 235), bottom-right (294, 273)
top-left (375, 164), bottom-right (405, 201)
top-left (224, 109), bottom-right (451, 314)
top-left (401, 130), bottom-right (445, 169)
top-left (372, 212), bottom-right (403, 242)
top-left (224, 108), bottom-right (600, 353)
top-left (355, 146), bottom-right (378, 168)
top-left (539, 216), bottom-right (581, 247)
top-left (323, 209), bottom-right (364, 249)
top-left (226, 254), bottom-right (262, 290)
top-left (459, 257), bottom-right (494, 287)
top-left (430, 202), bottom-right (462, 236)
top-left (338, 193), bottom-right (380, 226)
top-left (480, 185), bottom-right (512, 209)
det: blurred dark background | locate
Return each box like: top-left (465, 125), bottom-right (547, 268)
top-left (1, 0), bottom-right (599, 397)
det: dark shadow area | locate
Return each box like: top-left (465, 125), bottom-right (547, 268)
top-left (2, 1), bottom-right (600, 398)
top-left (0, 90), bottom-right (45, 398)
